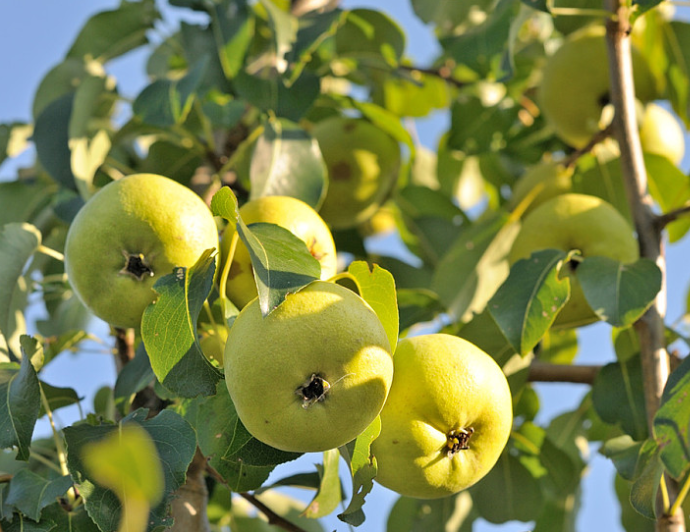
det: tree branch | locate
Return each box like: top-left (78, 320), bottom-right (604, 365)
top-left (112, 327), bottom-right (135, 372)
top-left (605, 2), bottom-right (683, 529)
top-left (398, 63), bottom-right (468, 89)
top-left (205, 464), bottom-right (309, 532)
top-left (528, 362), bottom-right (600, 384)
top-left (657, 203), bottom-right (690, 229)
top-left (170, 449), bottom-right (211, 532)
top-left (563, 122), bottom-right (614, 169)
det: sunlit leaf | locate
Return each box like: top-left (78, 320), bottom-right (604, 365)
top-left (141, 249), bottom-right (222, 398)
top-left (646, 153), bottom-right (690, 242)
top-left (335, 9), bottom-right (405, 68)
top-left (249, 118), bottom-right (327, 210)
top-left (259, 0), bottom-right (298, 74)
top-left (578, 257), bottom-right (662, 328)
top-left (303, 448), bottom-right (341, 518)
top-left (209, 0), bottom-right (254, 78)
top-left (631, 439), bottom-right (663, 520)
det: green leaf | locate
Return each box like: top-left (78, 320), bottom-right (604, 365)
top-left (335, 9), bottom-right (405, 68)
top-left (457, 309), bottom-right (516, 367)
top-left (654, 355), bottom-right (690, 479)
top-left (259, 0), bottom-right (298, 74)
top-left (396, 289), bottom-right (445, 334)
top-left (537, 328), bottom-right (578, 364)
top-left (533, 497), bottom-right (580, 532)
top-left (471, 451), bottom-right (544, 523)
top-left (0, 224), bottom-right (40, 359)
top-left (386, 492), bottom-right (474, 532)
top-left (646, 152), bottom-right (690, 242)
top-left (0, 180), bottom-right (55, 228)
top-left (439, 0), bottom-right (518, 79)
top-left (39, 503), bottom-right (100, 532)
top-left (592, 355), bottom-right (648, 441)
top-left (302, 448), bottom-right (342, 518)
top-left (39, 382), bottom-right (80, 418)
top-left (432, 212), bottom-right (519, 321)
top-left (488, 249), bottom-right (570, 356)
top-left (33, 94), bottom-right (77, 190)
top-left (0, 123), bottom-right (32, 167)
top-left (380, 70), bottom-right (450, 118)
top-left (346, 261), bottom-right (398, 354)
top-left (209, 0), bottom-right (254, 78)
top-left (141, 249), bottom-right (222, 398)
top-left (113, 343), bottom-right (155, 414)
top-left (663, 21), bottom-right (690, 127)
top-left (64, 409), bottom-right (196, 532)
top-left (615, 474), bottom-right (655, 532)
top-left (601, 435), bottom-right (645, 481)
top-left (66, 0), bottom-right (159, 63)
top-left (5, 470), bottom-right (72, 521)
top-left (193, 382), bottom-right (300, 492)
top-left (0, 356), bottom-right (40, 461)
top-left (613, 326), bottom-right (641, 363)
top-left (139, 140), bottom-right (204, 186)
top-left (249, 118), bottom-right (327, 210)
top-left (572, 155), bottom-right (632, 226)
top-left (410, 0), bottom-right (492, 33)
top-left (578, 257), bottom-right (661, 328)
top-left (631, 439), bottom-right (663, 519)
top-left (32, 59), bottom-right (89, 120)
top-left (1, 514), bottom-right (56, 532)
top-left (133, 56), bottom-right (208, 127)
top-left (337, 416), bottom-right (381, 526)
top-left (234, 69), bottom-right (321, 122)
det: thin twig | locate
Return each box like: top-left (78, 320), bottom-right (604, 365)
top-left (112, 327), bottom-right (135, 372)
top-left (657, 203), bottom-right (690, 229)
top-left (528, 362), bottom-right (600, 384)
top-left (563, 122), bottom-right (615, 169)
top-left (398, 63), bottom-right (467, 89)
top-left (205, 463), bottom-right (309, 532)
top-left (0, 474), bottom-right (12, 483)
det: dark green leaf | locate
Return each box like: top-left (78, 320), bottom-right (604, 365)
top-left (337, 417), bottom-right (381, 526)
top-left (654, 355), bottom-right (690, 479)
top-left (615, 474), bottom-right (655, 532)
top-left (139, 140), bottom-right (204, 187)
top-left (141, 249), bottom-right (222, 398)
top-left (432, 212), bottom-right (519, 320)
top-left (209, 0), bottom-right (254, 78)
top-left (113, 343), bottom-right (154, 413)
top-left (411, 0), bottom-right (494, 33)
top-left (572, 155), bottom-right (632, 226)
top-left (249, 118), bottom-right (327, 209)
top-left (488, 249), bottom-right (570, 356)
top-left (193, 382), bottom-right (300, 492)
top-left (5, 470), bottom-right (72, 521)
top-left (0, 180), bottom-right (54, 228)
top-left (39, 382), bottom-right (80, 418)
top-left (663, 21), bottom-right (690, 127)
top-left (33, 94), bottom-right (77, 190)
top-left (471, 451), bottom-right (544, 523)
top-left (1, 514), bottom-right (56, 532)
top-left (592, 355), bottom-right (648, 441)
top-left (578, 257), bottom-right (662, 328)
top-left (457, 309), bottom-right (516, 367)
top-left (66, 0), bottom-right (159, 63)
top-left (446, 95), bottom-right (519, 155)
top-left (234, 69), bottom-right (321, 122)
top-left (40, 503), bottom-right (100, 532)
top-left (133, 56), bottom-right (208, 127)
top-left (601, 435), bottom-right (645, 481)
top-left (259, 0), bottom-right (298, 74)
top-left (396, 289), bottom-right (444, 333)
top-left (32, 59), bottom-right (89, 120)
top-left (303, 449), bottom-right (342, 518)
top-left (631, 439), bottom-right (663, 519)
top-left (335, 9), bottom-right (404, 68)
top-left (64, 409), bottom-right (196, 531)
top-left (441, 0), bottom-right (518, 79)
top-left (533, 497), bottom-right (580, 532)
top-left (613, 326), bottom-right (640, 363)
top-left (386, 492), bottom-right (475, 532)
top-left (0, 356), bottom-right (40, 461)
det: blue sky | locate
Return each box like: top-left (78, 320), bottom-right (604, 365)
top-left (2, 1), bottom-right (690, 531)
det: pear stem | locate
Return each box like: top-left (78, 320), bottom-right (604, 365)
top-left (604, 1), bottom-right (683, 529)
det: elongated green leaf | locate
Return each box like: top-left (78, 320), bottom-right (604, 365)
top-left (631, 439), bottom-right (663, 519)
top-left (66, 0), bottom-right (159, 63)
top-left (601, 435), bottom-right (645, 481)
top-left (592, 355), bottom-right (648, 441)
top-left (39, 502), bottom-right (100, 532)
top-left (663, 21), bottom-right (690, 127)
top-left (303, 448), bottom-right (341, 518)
top-left (0, 356), bottom-right (40, 461)
top-left (141, 249), bottom-right (222, 398)
top-left (335, 9), bottom-right (405, 68)
top-left (39, 382), bottom-right (80, 418)
top-left (386, 492), bottom-right (475, 532)
top-left (471, 452), bottom-right (544, 523)
top-left (259, 0), bottom-right (298, 74)
top-left (0, 224), bottom-right (40, 359)
top-left (209, 0), bottom-right (254, 78)
top-left (654, 355), bottom-right (690, 479)
top-left (133, 56), bottom-right (208, 127)
top-left (337, 416), bottom-right (381, 526)
top-left (64, 409), bottom-right (196, 532)
top-left (192, 382), bottom-right (300, 492)
top-left (488, 249), bottom-right (570, 356)
top-left (615, 474), bottom-right (655, 532)
top-left (33, 94), bottom-right (77, 190)
top-left (578, 257), bottom-right (662, 328)
top-left (249, 118), bottom-right (327, 210)
top-left (346, 261), bottom-right (398, 353)
top-left (646, 153), bottom-right (690, 242)
top-left (5, 470), bottom-right (72, 521)
top-left (113, 343), bottom-right (154, 414)
top-left (432, 212), bottom-right (519, 321)
top-left (32, 59), bottom-right (88, 120)
top-left (533, 497), bottom-right (580, 532)
top-left (457, 309), bottom-right (516, 367)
